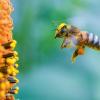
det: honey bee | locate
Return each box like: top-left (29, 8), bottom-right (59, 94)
top-left (55, 23), bottom-right (100, 62)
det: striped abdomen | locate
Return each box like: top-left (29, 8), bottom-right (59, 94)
top-left (86, 33), bottom-right (100, 50)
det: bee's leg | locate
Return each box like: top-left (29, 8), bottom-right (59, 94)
top-left (61, 37), bottom-right (71, 48)
top-left (71, 46), bottom-right (85, 63)
top-left (71, 49), bottom-right (78, 63)
top-left (61, 41), bottom-right (65, 48)
top-left (60, 38), bottom-right (67, 48)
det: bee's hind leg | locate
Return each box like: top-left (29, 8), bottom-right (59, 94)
top-left (71, 49), bottom-right (79, 63)
top-left (71, 46), bottom-right (85, 63)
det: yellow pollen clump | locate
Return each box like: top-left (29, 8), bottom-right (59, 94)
top-left (0, 82), bottom-right (6, 90)
top-left (14, 87), bottom-right (19, 94)
top-left (10, 40), bottom-right (17, 49)
top-left (0, 72), bottom-right (3, 78)
top-left (6, 57), bottom-right (16, 65)
top-left (14, 63), bottom-right (19, 68)
top-left (0, 91), bottom-right (5, 99)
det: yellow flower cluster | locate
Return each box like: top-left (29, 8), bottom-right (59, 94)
top-left (0, 0), bottom-right (19, 100)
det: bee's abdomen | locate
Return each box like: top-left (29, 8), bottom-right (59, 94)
top-left (86, 33), bottom-right (100, 50)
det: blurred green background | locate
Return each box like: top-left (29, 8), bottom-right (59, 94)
top-left (12, 0), bottom-right (100, 100)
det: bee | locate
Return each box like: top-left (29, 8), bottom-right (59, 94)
top-left (55, 23), bottom-right (100, 62)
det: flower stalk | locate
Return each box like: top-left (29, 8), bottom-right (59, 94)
top-left (0, 0), bottom-right (19, 100)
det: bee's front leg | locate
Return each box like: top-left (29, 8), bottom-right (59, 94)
top-left (61, 38), bottom-right (67, 48)
top-left (61, 37), bottom-right (71, 48)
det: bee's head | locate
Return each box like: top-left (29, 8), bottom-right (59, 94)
top-left (55, 23), bottom-right (70, 38)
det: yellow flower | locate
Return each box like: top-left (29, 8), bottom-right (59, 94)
top-left (0, 0), bottom-right (19, 99)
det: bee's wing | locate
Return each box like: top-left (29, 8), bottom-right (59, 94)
top-left (71, 35), bottom-right (78, 47)
top-left (69, 25), bottom-right (80, 34)
top-left (61, 35), bottom-right (78, 48)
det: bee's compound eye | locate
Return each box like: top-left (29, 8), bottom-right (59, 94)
top-left (61, 29), bottom-right (65, 33)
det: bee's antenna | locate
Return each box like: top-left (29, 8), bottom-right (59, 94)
top-left (52, 19), bottom-right (68, 25)
top-left (51, 20), bottom-right (58, 27)
top-left (50, 19), bottom-right (68, 32)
